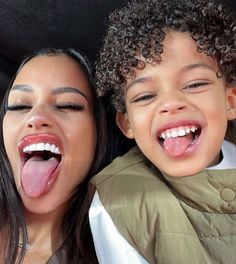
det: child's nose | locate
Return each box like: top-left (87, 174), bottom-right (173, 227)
top-left (158, 95), bottom-right (187, 115)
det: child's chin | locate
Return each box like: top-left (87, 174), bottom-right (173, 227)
top-left (160, 164), bottom-right (206, 178)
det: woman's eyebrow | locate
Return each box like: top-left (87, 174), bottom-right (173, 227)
top-left (52, 87), bottom-right (88, 100)
top-left (11, 84), bottom-right (33, 92)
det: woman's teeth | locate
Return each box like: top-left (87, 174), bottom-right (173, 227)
top-left (23, 143), bottom-right (60, 154)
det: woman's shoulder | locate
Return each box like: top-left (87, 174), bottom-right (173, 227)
top-left (46, 245), bottom-right (67, 264)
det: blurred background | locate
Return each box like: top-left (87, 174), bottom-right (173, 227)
top-left (0, 0), bottom-right (235, 99)
top-left (0, 0), bottom-right (127, 99)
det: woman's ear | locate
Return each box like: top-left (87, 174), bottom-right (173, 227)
top-left (116, 112), bottom-right (134, 139)
top-left (226, 87), bottom-right (236, 120)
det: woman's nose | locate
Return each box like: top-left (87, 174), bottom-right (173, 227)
top-left (26, 107), bottom-right (53, 129)
top-left (27, 115), bottom-right (50, 129)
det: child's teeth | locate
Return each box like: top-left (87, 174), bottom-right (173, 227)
top-left (171, 131), bottom-right (178, 138)
top-left (160, 125), bottom-right (199, 139)
top-left (191, 126), bottom-right (198, 132)
top-left (161, 133), bottom-right (166, 139)
top-left (186, 128), bottom-right (190, 133)
top-left (178, 129), bottom-right (186, 136)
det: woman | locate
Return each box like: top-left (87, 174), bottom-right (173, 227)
top-left (0, 48), bottom-right (107, 263)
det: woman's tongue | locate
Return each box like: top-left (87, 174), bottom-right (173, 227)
top-left (163, 133), bottom-right (193, 157)
top-left (21, 155), bottom-right (59, 198)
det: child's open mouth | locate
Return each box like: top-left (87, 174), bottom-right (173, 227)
top-left (158, 125), bottom-right (202, 157)
top-left (21, 143), bottom-right (62, 197)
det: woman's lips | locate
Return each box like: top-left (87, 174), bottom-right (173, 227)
top-left (19, 133), bottom-right (63, 154)
top-left (18, 133), bottom-right (63, 198)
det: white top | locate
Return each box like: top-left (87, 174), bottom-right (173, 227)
top-left (207, 140), bottom-right (236, 170)
top-left (89, 140), bottom-right (236, 264)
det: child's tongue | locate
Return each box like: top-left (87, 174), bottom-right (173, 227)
top-left (21, 156), bottom-right (59, 197)
top-left (163, 133), bottom-right (192, 157)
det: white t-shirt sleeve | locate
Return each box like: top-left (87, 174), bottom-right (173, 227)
top-left (89, 191), bottom-right (149, 264)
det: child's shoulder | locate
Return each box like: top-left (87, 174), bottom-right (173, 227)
top-left (91, 146), bottom-right (154, 186)
top-left (91, 145), bottom-right (173, 205)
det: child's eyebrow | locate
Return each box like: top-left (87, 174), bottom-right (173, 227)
top-left (183, 63), bottom-right (216, 72)
top-left (125, 63), bottom-right (215, 92)
top-left (125, 76), bottom-right (152, 92)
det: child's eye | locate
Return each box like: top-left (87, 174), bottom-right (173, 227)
top-left (184, 82), bottom-right (209, 90)
top-left (56, 102), bottom-right (84, 111)
top-left (131, 94), bottom-right (155, 103)
top-left (7, 104), bottom-right (32, 111)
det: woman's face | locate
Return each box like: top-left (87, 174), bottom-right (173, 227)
top-left (3, 54), bottom-right (97, 214)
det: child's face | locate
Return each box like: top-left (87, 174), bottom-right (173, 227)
top-left (117, 31), bottom-right (236, 177)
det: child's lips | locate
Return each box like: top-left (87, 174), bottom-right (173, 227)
top-left (157, 121), bottom-right (202, 158)
top-left (158, 125), bottom-right (199, 141)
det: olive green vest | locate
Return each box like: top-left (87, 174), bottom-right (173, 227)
top-left (91, 147), bottom-right (236, 264)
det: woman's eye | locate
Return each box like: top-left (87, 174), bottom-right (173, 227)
top-left (7, 104), bottom-right (32, 111)
top-left (132, 94), bottom-right (155, 103)
top-left (56, 102), bottom-right (84, 111)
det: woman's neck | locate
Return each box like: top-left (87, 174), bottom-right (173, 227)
top-left (23, 205), bottom-right (66, 256)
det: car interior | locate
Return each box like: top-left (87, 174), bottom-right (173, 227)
top-left (0, 0), bottom-right (235, 100)
top-left (0, 0), bottom-right (128, 100)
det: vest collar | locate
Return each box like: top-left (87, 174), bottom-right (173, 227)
top-left (161, 141), bottom-right (236, 213)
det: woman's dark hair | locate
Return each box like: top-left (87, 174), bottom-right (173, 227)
top-left (0, 48), bottom-right (108, 263)
top-left (95, 0), bottom-right (236, 113)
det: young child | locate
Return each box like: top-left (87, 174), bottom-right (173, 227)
top-left (89, 0), bottom-right (236, 263)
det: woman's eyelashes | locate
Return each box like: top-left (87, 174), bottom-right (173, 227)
top-left (7, 104), bottom-right (32, 111)
top-left (6, 102), bottom-right (85, 112)
top-left (55, 102), bottom-right (85, 111)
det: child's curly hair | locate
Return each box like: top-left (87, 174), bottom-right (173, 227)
top-left (95, 0), bottom-right (236, 112)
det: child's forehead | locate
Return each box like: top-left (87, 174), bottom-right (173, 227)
top-left (157, 31), bottom-right (216, 65)
top-left (123, 31), bottom-right (218, 82)
top-left (143, 31), bottom-right (204, 60)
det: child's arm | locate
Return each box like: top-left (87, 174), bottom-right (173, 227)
top-left (89, 191), bottom-right (149, 264)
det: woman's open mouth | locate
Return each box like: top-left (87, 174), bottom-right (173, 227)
top-left (20, 142), bottom-right (62, 197)
top-left (23, 142), bottom-right (61, 163)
